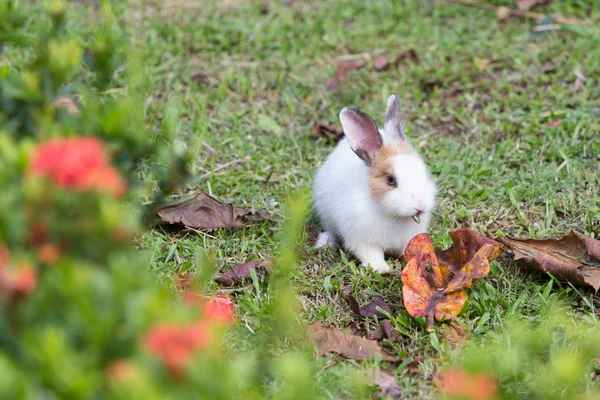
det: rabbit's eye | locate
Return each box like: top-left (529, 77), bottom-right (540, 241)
top-left (386, 175), bottom-right (397, 187)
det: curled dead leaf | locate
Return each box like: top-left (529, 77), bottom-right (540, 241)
top-left (308, 323), bottom-right (396, 361)
top-left (401, 229), bottom-right (503, 331)
top-left (343, 293), bottom-right (393, 320)
top-left (497, 230), bottom-right (600, 292)
top-left (215, 258), bottom-right (274, 287)
top-left (157, 192), bottom-right (271, 231)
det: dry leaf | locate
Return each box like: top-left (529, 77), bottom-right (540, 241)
top-left (53, 96), bottom-right (80, 115)
top-left (515, 0), bottom-right (549, 11)
top-left (191, 73), bottom-right (218, 85)
top-left (369, 368), bottom-right (402, 399)
top-left (215, 258), bottom-right (274, 287)
top-left (157, 192), bottom-right (271, 231)
top-left (401, 229), bottom-right (504, 331)
top-left (372, 54), bottom-right (391, 71)
top-left (372, 49), bottom-right (419, 71)
top-left (497, 230), bottom-right (600, 292)
top-left (394, 49), bottom-right (419, 65)
top-left (326, 58), bottom-right (367, 91)
top-left (311, 122), bottom-right (344, 142)
top-left (343, 294), bottom-right (393, 320)
top-left (308, 323), bottom-right (396, 361)
top-left (546, 119), bottom-right (562, 128)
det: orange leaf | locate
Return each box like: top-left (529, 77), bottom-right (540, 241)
top-left (401, 229), bottom-right (503, 331)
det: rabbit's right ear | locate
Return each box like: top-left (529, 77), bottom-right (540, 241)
top-left (339, 108), bottom-right (382, 166)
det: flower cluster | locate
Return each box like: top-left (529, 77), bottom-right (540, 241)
top-left (144, 295), bottom-right (236, 376)
top-left (29, 137), bottom-right (126, 197)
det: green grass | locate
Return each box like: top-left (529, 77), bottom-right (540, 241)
top-left (89, 0), bottom-right (600, 397)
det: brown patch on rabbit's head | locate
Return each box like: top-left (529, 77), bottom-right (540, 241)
top-left (368, 144), bottom-right (413, 203)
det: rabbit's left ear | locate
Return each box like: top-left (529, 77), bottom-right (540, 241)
top-left (384, 95), bottom-right (406, 141)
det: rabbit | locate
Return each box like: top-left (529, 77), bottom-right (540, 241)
top-left (312, 95), bottom-right (436, 274)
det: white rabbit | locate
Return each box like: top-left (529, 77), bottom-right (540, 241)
top-left (312, 95), bottom-right (436, 274)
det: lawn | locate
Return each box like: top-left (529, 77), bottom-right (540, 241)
top-left (5, 0), bottom-right (600, 398)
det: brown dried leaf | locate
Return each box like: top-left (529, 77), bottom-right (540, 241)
top-left (373, 49), bottom-right (419, 72)
top-left (372, 54), bottom-right (391, 71)
top-left (401, 229), bottom-right (503, 331)
top-left (215, 258), bottom-right (274, 287)
top-left (546, 119), bottom-right (562, 128)
top-left (343, 294), bottom-right (393, 320)
top-left (308, 323), bottom-right (396, 361)
top-left (191, 73), bottom-right (219, 85)
top-left (515, 0), bottom-right (550, 11)
top-left (157, 192), bottom-right (271, 231)
top-left (393, 48), bottom-right (419, 65)
top-left (311, 122), bottom-right (344, 142)
top-left (497, 230), bottom-right (600, 292)
top-left (326, 58), bottom-right (367, 91)
top-left (369, 368), bottom-right (402, 399)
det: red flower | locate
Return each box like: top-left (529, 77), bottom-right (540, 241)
top-left (13, 267), bottom-right (37, 295)
top-left (0, 258), bottom-right (37, 302)
top-left (29, 137), bottom-right (126, 197)
top-left (437, 368), bottom-right (498, 400)
top-left (183, 292), bottom-right (236, 326)
top-left (144, 322), bottom-right (211, 376)
top-left (202, 295), bottom-right (236, 325)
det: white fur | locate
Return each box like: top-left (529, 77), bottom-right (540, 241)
top-left (312, 108), bottom-right (436, 274)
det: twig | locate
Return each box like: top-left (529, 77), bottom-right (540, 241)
top-left (444, 0), bottom-right (585, 25)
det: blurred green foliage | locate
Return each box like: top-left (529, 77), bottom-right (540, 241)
top-left (0, 1), bottom-right (322, 399)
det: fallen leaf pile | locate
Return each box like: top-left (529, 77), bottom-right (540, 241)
top-left (401, 229), bottom-right (503, 331)
top-left (497, 230), bottom-right (600, 292)
top-left (157, 192), bottom-right (271, 231)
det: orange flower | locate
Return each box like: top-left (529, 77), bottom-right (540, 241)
top-left (183, 292), bottom-right (236, 326)
top-left (29, 137), bottom-right (126, 197)
top-left (437, 368), bottom-right (498, 400)
top-left (202, 295), bottom-right (236, 325)
top-left (144, 322), bottom-right (211, 376)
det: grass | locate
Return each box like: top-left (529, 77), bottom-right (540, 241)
top-left (73, 0), bottom-right (600, 397)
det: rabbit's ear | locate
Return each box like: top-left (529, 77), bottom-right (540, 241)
top-left (384, 95), bottom-right (406, 141)
top-left (340, 107), bottom-right (383, 166)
